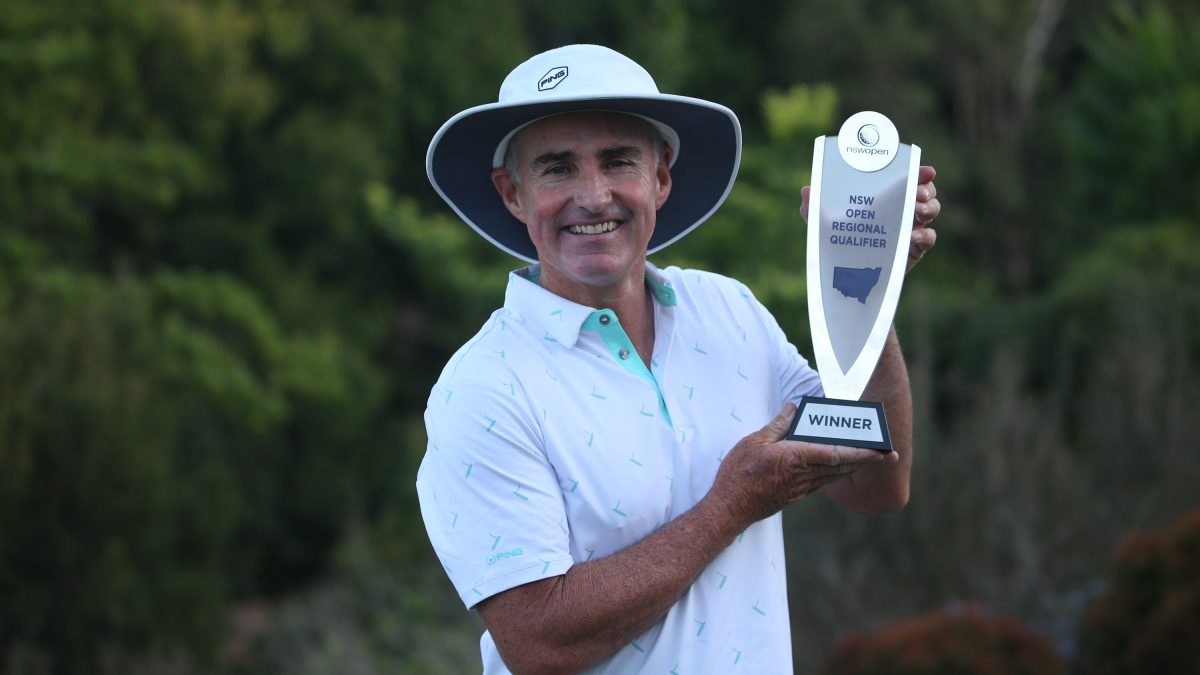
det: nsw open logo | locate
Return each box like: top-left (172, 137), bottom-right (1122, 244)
top-left (857, 124), bottom-right (880, 147)
top-left (538, 66), bottom-right (568, 91)
top-left (837, 111), bottom-right (900, 173)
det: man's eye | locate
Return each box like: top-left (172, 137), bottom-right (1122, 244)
top-left (546, 165), bottom-right (569, 175)
top-left (607, 159), bottom-right (631, 168)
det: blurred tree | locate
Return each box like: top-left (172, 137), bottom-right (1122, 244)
top-left (0, 254), bottom-right (389, 668)
top-left (0, 267), bottom-right (224, 667)
top-left (819, 607), bottom-right (1064, 675)
top-left (1, 0), bottom-right (417, 667)
top-left (1053, 2), bottom-right (1200, 235)
top-left (1075, 509), bottom-right (1200, 674)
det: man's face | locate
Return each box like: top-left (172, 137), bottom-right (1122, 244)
top-left (492, 112), bottom-right (672, 299)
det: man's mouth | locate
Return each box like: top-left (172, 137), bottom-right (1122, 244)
top-left (566, 220), bottom-right (619, 235)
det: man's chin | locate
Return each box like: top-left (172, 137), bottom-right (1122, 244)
top-left (543, 257), bottom-right (643, 293)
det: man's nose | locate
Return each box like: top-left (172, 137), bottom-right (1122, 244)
top-left (575, 167), bottom-right (613, 213)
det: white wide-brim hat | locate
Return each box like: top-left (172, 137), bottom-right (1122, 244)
top-left (426, 44), bottom-right (742, 262)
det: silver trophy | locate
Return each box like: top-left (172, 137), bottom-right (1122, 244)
top-left (787, 111), bottom-right (921, 452)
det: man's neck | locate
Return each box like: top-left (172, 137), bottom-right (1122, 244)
top-left (538, 263), bottom-right (656, 368)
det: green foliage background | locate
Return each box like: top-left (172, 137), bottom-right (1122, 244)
top-left (1, 0), bottom-right (1198, 672)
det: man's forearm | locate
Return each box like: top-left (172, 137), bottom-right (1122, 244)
top-left (478, 403), bottom-right (888, 674)
top-left (480, 489), bottom-right (747, 675)
top-left (822, 326), bottom-right (913, 512)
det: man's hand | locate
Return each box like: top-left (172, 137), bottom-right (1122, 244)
top-left (707, 403), bottom-right (897, 528)
top-left (800, 164), bottom-right (942, 273)
top-left (907, 165), bottom-right (939, 271)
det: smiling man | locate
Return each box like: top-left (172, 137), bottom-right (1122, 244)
top-left (418, 44), bottom-right (940, 674)
top-left (492, 111), bottom-right (672, 368)
top-left (497, 113), bottom-right (668, 303)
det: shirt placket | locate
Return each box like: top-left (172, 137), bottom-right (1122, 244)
top-left (580, 309), bottom-right (673, 429)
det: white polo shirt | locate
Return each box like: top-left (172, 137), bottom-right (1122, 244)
top-left (416, 262), bottom-right (822, 674)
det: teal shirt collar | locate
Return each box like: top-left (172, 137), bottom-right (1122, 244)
top-left (504, 262), bottom-right (678, 348)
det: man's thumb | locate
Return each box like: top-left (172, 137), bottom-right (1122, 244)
top-left (762, 402), bottom-right (797, 440)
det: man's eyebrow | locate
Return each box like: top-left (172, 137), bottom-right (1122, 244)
top-left (598, 145), bottom-right (644, 160)
top-left (529, 145), bottom-right (646, 171)
top-left (530, 150), bottom-right (575, 170)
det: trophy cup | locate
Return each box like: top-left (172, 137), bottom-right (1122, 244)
top-left (786, 111), bottom-right (921, 452)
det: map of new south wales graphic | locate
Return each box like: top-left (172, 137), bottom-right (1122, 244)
top-left (832, 266), bottom-right (882, 304)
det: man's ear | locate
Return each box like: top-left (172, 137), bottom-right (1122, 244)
top-left (654, 146), bottom-right (673, 210)
top-left (492, 168), bottom-right (525, 221)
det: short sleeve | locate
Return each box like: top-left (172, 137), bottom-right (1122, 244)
top-left (734, 280), bottom-right (824, 404)
top-left (416, 375), bottom-right (574, 609)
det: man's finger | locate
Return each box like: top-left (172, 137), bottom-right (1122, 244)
top-left (913, 226), bottom-right (937, 250)
top-left (762, 402), bottom-right (797, 440)
top-left (915, 198), bottom-right (940, 224)
top-left (805, 442), bottom-right (889, 467)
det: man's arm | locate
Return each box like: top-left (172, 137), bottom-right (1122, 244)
top-left (477, 406), bottom-right (893, 675)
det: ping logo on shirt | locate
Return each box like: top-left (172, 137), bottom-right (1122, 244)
top-left (486, 548), bottom-right (524, 565)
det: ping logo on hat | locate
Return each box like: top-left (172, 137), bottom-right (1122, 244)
top-left (538, 66), bottom-right (568, 91)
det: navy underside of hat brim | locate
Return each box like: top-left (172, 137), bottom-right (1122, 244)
top-left (429, 96), bottom-right (739, 262)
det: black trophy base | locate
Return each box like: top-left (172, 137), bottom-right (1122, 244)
top-left (786, 395), bottom-right (893, 452)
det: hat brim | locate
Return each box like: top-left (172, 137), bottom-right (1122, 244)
top-left (427, 94), bottom-right (741, 262)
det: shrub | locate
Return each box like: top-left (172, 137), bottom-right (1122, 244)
top-left (820, 607), bottom-right (1064, 675)
top-left (1075, 508), bottom-right (1200, 675)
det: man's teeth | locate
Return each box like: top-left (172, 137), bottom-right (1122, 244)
top-left (568, 221), bottom-right (618, 235)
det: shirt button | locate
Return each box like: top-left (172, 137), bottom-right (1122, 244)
top-left (619, 348), bottom-right (631, 360)
top-left (599, 314), bottom-right (611, 325)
